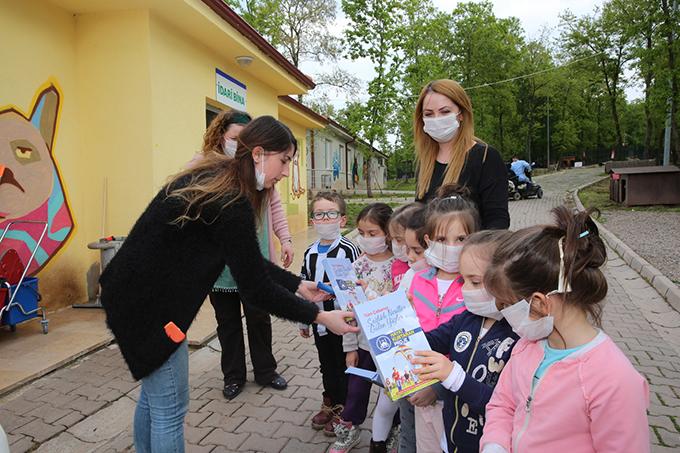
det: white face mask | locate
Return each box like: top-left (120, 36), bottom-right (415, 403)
top-left (423, 114), bottom-right (460, 143)
top-left (501, 299), bottom-right (554, 340)
top-left (409, 258), bottom-right (429, 272)
top-left (357, 235), bottom-right (388, 255)
top-left (424, 241), bottom-right (462, 273)
top-left (222, 138), bottom-right (237, 157)
top-left (314, 222), bottom-right (341, 241)
top-left (462, 288), bottom-right (503, 320)
top-left (392, 240), bottom-right (408, 262)
top-left (255, 153), bottom-right (266, 191)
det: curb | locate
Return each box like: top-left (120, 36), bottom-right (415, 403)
top-left (571, 180), bottom-right (680, 313)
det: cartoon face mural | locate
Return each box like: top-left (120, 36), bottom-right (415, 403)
top-left (0, 83), bottom-right (73, 275)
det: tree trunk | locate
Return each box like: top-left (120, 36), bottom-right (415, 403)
top-left (498, 110), bottom-right (505, 155)
top-left (366, 151), bottom-right (373, 198)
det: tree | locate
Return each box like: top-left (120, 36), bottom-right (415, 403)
top-left (342, 0), bottom-right (404, 197)
top-left (560, 7), bottom-right (632, 150)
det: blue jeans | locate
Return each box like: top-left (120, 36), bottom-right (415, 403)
top-left (134, 341), bottom-right (189, 453)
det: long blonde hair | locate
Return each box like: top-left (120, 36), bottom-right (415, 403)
top-left (166, 116), bottom-right (296, 225)
top-left (414, 79), bottom-right (478, 199)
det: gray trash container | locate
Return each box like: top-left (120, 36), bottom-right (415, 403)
top-left (73, 236), bottom-right (126, 308)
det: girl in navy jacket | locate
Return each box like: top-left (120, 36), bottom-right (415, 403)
top-left (412, 230), bottom-right (519, 453)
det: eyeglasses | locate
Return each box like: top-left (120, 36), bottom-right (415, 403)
top-left (312, 210), bottom-right (341, 221)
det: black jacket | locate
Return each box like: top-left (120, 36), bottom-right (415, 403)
top-left (415, 143), bottom-right (510, 229)
top-left (100, 181), bottom-right (319, 380)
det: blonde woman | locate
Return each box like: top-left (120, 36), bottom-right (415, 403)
top-left (413, 79), bottom-right (509, 229)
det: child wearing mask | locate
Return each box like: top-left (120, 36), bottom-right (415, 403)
top-left (411, 230), bottom-right (518, 453)
top-left (480, 206), bottom-right (649, 453)
top-left (331, 203), bottom-right (399, 453)
top-left (407, 184), bottom-right (476, 453)
top-left (396, 204), bottom-right (428, 453)
top-left (299, 192), bottom-right (361, 435)
top-left (389, 204), bottom-right (422, 290)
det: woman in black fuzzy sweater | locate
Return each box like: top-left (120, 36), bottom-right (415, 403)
top-left (99, 116), bottom-right (357, 453)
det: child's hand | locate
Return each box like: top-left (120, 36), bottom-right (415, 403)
top-left (299, 328), bottom-right (310, 338)
top-left (346, 351), bottom-right (359, 368)
top-left (411, 350), bottom-right (454, 382)
top-left (408, 387), bottom-right (437, 407)
top-left (406, 293), bottom-right (415, 308)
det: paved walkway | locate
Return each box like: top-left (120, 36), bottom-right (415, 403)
top-left (1, 167), bottom-right (679, 452)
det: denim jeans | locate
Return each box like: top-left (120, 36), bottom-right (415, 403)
top-left (134, 341), bottom-right (189, 453)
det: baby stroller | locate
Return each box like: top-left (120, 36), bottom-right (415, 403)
top-left (0, 220), bottom-right (49, 334)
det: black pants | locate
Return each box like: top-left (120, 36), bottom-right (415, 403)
top-left (313, 304), bottom-right (348, 405)
top-left (209, 291), bottom-right (277, 386)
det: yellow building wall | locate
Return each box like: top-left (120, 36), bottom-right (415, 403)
top-left (147, 13), bottom-right (281, 186)
top-left (0, 1), bottom-right (312, 309)
top-left (277, 119), bottom-right (309, 234)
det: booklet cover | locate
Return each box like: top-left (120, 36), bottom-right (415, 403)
top-left (353, 290), bottom-right (438, 401)
top-left (322, 257), bottom-right (368, 310)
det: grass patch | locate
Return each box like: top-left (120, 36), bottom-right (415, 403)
top-left (385, 178), bottom-right (417, 191)
top-left (578, 178), bottom-right (680, 220)
top-left (345, 201), bottom-right (405, 229)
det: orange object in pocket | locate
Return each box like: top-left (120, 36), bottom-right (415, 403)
top-left (164, 321), bottom-right (186, 343)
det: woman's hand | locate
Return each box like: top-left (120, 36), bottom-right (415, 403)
top-left (411, 350), bottom-right (454, 382)
top-left (346, 350), bottom-right (359, 368)
top-left (315, 310), bottom-right (360, 336)
top-left (407, 386), bottom-right (437, 407)
top-left (297, 280), bottom-right (332, 302)
top-left (281, 242), bottom-right (294, 269)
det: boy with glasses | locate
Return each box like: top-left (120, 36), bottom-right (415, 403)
top-left (300, 192), bottom-right (361, 436)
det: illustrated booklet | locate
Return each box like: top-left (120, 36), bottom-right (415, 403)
top-left (352, 289), bottom-right (438, 401)
top-left (322, 257), bottom-right (368, 310)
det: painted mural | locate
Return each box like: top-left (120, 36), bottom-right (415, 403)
top-left (0, 82), bottom-right (74, 275)
top-left (291, 154), bottom-right (305, 199)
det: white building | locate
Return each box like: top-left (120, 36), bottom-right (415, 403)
top-left (306, 118), bottom-right (388, 193)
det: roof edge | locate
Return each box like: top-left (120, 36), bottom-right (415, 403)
top-left (278, 96), bottom-right (328, 126)
top-left (201, 0), bottom-right (315, 89)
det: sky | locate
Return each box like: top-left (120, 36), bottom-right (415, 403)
top-left (299, 0), bottom-right (643, 108)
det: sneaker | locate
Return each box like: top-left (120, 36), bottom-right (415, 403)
top-left (312, 396), bottom-right (334, 430)
top-left (385, 425), bottom-right (399, 453)
top-left (322, 404), bottom-right (344, 437)
top-left (328, 419), bottom-right (361, 453)
top-left (369, 439), bottom-right (387, 453)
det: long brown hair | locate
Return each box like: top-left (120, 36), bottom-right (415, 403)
top-left (485, 206), bottom-right (608, 326)
top-left (414, 79), bottom-right (478, 199)
top-left (166, 116), bottom-right (296, 225)
top-left (202, 109), bottom-right (251, 155)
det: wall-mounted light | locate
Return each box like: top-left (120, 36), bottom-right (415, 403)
top-left (235, 56), bottom-right (254, 67)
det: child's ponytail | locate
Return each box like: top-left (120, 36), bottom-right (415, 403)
top-left (486, 206), bottom-right (608, 327)
top-left (553, 206), bottom-right (608, 326)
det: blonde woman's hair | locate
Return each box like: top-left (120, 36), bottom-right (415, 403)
top-left (414, 79), bottom-right (479, 199)
top-left (202, 109), bottom-right (251, 155)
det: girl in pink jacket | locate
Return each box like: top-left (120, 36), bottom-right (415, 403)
top-left (407, 184), bottom-right (480, 453)
top-left (480, 206), bottom-right (649, 453)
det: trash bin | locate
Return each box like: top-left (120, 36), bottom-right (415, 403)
top-left (73, 236), bottom-right (126, 308)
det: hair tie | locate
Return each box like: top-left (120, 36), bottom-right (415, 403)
top-left (579, 231), bottom-right (590, 239)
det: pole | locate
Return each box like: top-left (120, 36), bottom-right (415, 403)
top-left (663, 0), bottom-right (677, 166)
top-left (547, 96), bottom-right (550, 168)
